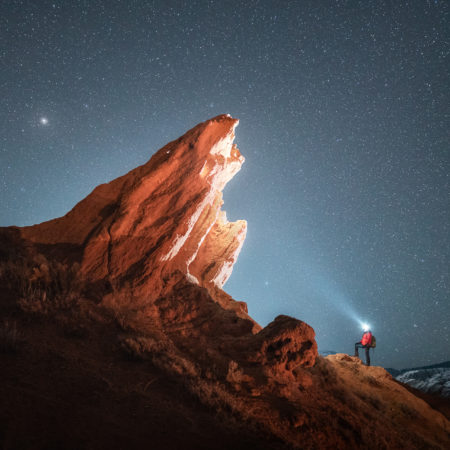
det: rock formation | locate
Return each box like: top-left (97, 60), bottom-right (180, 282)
top-left (1, 115), bottom-right (449, 449)
top-left (20, 115), bottom-right (248, 307)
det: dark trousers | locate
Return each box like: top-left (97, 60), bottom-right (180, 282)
top-left (355, 343), bottom-right (370, 366)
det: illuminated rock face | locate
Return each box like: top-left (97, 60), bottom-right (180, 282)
top-left (4, 115), bottom-right (320, 386)
top-left (20, 115), bottom-right (247, 306)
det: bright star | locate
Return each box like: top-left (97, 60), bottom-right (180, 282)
top-left (40, 117), bottom-right (49, 125)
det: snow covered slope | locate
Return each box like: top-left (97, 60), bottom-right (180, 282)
top-left (396, 368), bottom-right (450, 398)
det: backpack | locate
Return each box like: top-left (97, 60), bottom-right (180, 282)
top-left (370, 335), bottom-right (376, 348)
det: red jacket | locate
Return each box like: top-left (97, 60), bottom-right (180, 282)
top-left (361, 331), bottom-right (372, 346)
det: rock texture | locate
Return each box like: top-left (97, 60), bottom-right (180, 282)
top-left (20, 115), bottom-right (248, 309)
top-left (1, 115), bottom-right (449, 449)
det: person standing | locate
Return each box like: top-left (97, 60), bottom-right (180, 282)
top-left (355, 329), bottom-right (373, 366)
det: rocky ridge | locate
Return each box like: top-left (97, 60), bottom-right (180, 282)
top-left (0, 115), bottom-right (449, 449)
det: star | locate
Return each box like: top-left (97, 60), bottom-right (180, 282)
top-left (40, 117), bottom-right (49, 125)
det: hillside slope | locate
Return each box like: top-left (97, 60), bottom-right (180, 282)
top-left (1, 115), bottom-right (449, 449)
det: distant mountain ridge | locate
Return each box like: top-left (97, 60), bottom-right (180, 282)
top-left (386, 361), bottom-right (450, 377)
top-left (386, 362), bottom-right (450, 399)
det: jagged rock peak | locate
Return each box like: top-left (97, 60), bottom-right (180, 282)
top-left (20, 114), bottom-right (247, 302)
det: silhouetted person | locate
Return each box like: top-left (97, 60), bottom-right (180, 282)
top-left (355, 329), bottom-right (373, 366)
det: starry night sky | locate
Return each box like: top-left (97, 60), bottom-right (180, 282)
top-left (1, 1), bottom-right (449, 369)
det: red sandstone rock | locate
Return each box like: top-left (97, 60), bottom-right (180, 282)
top-left (20, 115), bottom-right (249, 315)
top-left (4, 114), bottom-right (319, 402)
top-left (251, 315), bottom-right (317, 371)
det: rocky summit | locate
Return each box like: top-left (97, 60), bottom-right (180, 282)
top-left (21, 114), bottom-right (248, 304)
top-left (0, 116), bottom-right (449, 449)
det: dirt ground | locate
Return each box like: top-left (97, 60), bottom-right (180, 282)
top-left (0, 302), bottom-right (285, 450)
